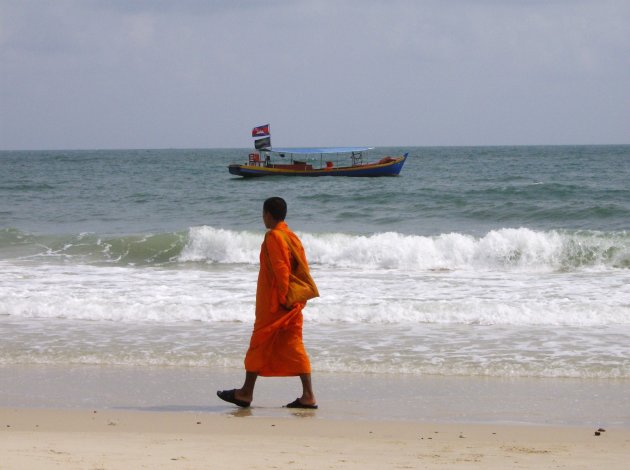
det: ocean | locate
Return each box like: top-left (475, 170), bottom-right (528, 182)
top-left (1, 145), bottom-right (629, 381)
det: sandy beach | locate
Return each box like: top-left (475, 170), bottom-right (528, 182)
top-left (1, 365), bottom-right (629, 469)
top-left (1, 407), bottom-right (628, 469)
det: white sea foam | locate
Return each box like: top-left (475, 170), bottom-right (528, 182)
top-left (2, 316), bottom-right (629, 379)
top-left (179, 226), bottom-right (630, 271)
top-left (2, 255), bottom-right (629, 327)
top-left (178, 226), bottom-right (261, 263)
top-left (1, 226), bottom-right (629, 379)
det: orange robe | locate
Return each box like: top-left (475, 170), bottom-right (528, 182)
top-left (244, 221), bottom-right (312, 376)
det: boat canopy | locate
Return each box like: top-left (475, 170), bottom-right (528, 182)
top-left (267, 147), bottom-right (373, 154)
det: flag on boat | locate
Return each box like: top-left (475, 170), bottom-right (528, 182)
top-left (255, 136), bottom-right (271, 150)
top-left (252, 124), bottom-right (270, 137)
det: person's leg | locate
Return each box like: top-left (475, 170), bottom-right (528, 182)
top-left (298, 373), bottom-right (316, 405)
top-left (217, 371), bottom-right (258, 407)
top-left (236, 371), bottom-right (258, 403)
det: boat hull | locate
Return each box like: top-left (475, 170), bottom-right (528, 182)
top-left (229, 154), bottom-right (407, 177)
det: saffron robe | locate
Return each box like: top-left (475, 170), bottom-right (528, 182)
top-left (244, 221), bottom-right (313, 376)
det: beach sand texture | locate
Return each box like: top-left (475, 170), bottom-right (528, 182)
top-left (1, 408), bottom-right (628, 470)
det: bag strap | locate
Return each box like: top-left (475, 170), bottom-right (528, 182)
top-left (262, 233), bottom-right (274, 277)
top-left (276, 230), bottom-right (307, 272)
top-left (275, 230), bottom-right (318, 296)
top-left (264, 229), bottom-right (296, 269)
top-left (263, 229), bottom-right (318, 308)
top-left (263, 231), bottom-right (294, 310)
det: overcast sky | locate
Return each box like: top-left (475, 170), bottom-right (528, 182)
top-left (1, 0), bottom-right (629, 150)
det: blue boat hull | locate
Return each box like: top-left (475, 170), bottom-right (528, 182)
top-left (229, 154), bottom-right (407, 178)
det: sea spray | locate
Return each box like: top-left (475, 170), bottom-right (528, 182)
top-left (182, 226), bottom-right (630, 271)
top-left (178, 226), bottom-right (261, 263)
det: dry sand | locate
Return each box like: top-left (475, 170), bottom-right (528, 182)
top-left (1, 407), bottom-right (628, 469)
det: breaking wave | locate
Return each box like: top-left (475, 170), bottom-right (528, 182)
top-left (181, 226), bottom-right (630, 271)
top-left (2, 226), bottom-right (629, 271)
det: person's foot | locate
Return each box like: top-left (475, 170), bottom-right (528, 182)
top-left (284, 398), bottom-right (318, 409)
top-left (217, 389), bottom-right (251, 408)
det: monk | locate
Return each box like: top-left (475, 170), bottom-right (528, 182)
top-left (217, 197), bottom-right (319, 409)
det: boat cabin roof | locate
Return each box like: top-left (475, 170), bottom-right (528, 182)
top-left (266, 147), bottom-right (373, 155)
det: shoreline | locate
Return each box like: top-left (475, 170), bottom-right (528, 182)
top-left (2, 364), bottom-right (629, 427)
top-left (2, 407), bottom-right (628, 469)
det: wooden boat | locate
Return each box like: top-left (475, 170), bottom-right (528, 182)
top-left (228, 147), bottom-right (408, 177)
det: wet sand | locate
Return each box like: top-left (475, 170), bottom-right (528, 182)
top-left (2, 365), bottom-right (629, 426)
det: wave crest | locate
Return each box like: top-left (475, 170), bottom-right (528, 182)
top-left (2, 226), bottom-right (628, 270)
top-left (178, 226), bottom-right (261, 263)
top-left (181, 226), bottom-right (630, 271)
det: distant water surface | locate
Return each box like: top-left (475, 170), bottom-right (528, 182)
top-left (1, 146), bottom-right (629, 379)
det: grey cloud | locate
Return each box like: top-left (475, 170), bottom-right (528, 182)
top-left (1, 0), bottom-right (628, 149)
